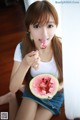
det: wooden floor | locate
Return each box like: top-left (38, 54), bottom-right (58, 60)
top-left (0, 2), bottom-right (26, 94)
top-left (0, 2), bottom-right (66, 120)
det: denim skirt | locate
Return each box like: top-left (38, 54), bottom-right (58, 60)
top-left (22, 88), bottom-right (64, 115)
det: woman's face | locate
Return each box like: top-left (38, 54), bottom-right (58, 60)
top-left (29, 15), bottom-right (56, 50)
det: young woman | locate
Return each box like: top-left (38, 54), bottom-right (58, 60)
top-left (0, 1), bottom-right (63, 120)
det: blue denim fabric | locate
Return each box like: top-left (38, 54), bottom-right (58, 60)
top-left (22, 89), bottom-right (64, 115)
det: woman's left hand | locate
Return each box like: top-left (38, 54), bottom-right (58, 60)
top-left (58, 82), bottom-right (63, 91)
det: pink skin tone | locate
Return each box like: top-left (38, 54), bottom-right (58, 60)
top-left (29, 16), bottom-right (56, 50)
top-left (28, 15), bottom-right (56, 69)
top-left (24, 50), bottom-right (40, 70)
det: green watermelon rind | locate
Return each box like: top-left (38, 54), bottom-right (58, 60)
top-left (29, 74), bottom-right (59, 99)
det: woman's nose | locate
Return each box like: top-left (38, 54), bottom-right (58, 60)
top-left (41, 27), bottom-right (48, 39)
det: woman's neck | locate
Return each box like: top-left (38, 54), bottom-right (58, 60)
top-left (38, 46), bottom-right (53, 62)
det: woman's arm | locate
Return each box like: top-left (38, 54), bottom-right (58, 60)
top-left (9, 60), bottom-right (30, 93)
top-left (9, 51), bottom-right (40, 93)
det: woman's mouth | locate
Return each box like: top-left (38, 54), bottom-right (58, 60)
top-left (39, 39), bottom-right (47, 49)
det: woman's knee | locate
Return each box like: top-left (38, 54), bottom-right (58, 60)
top-left (9, 92), bottom-right (17, 103)
top-left (15, 98), bottom-right (38, 120)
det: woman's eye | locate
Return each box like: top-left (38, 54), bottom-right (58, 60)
top-left (48, 24), bottom-right (54, 28)
top-left (33, 24), bottom-right (40, 28)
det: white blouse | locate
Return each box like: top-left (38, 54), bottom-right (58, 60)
top-left (14, 43), bottom-right (58, 78)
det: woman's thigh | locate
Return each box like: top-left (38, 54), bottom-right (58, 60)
top-left (15, 98), bottom-right (38, 120)
top-left (35, 105), bottom-right (53, 120)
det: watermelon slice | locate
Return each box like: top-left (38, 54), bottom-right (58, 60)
top-left (29, 74), bottom-right (59, 99)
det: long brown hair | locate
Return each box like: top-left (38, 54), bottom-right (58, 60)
top-left (21, 1), bottom-right (63, 83)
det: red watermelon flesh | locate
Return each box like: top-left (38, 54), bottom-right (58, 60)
top-left (29, 74), bottom-right (59, 99)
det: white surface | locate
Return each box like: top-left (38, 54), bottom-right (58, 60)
top-left (61, 2), bottom-right (80, 119)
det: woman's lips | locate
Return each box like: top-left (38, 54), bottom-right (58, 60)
top-left (40, 42), bottom-right (47, 49)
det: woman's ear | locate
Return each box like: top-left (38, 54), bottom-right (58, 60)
top-left (26, 31), bottom-right (30, 36)
top-left (30, 33), bottom-right (34, 41)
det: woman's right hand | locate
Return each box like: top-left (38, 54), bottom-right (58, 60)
top-left (23, 50), bottom-right (40, 69)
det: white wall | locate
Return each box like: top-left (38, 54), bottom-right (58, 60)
top-left (23, 0), bottom-right (42, 10)
top-left (61, 2), bottom-right (80, 119)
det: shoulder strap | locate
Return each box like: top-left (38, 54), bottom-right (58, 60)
top-left (20, 42), bottom-right (23, 59)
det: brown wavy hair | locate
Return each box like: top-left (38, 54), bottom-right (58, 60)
top-left (21, 1), bottom-right (63, 83)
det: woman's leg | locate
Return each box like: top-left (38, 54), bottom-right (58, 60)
top-left (35, 105), bottom-right (53, 120)
top-left (0, 92), bottom-right (18, 120)
top-left (0, 92), bottom-right (13, 105)
top-left (9, 93), bottom-right (18, 120)
top-left (0, 84), bottom-right (25, 105)
top-left (15, 98), bottom-right (38, 120)
top-left (0, 84), bottom-right (25, 120)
